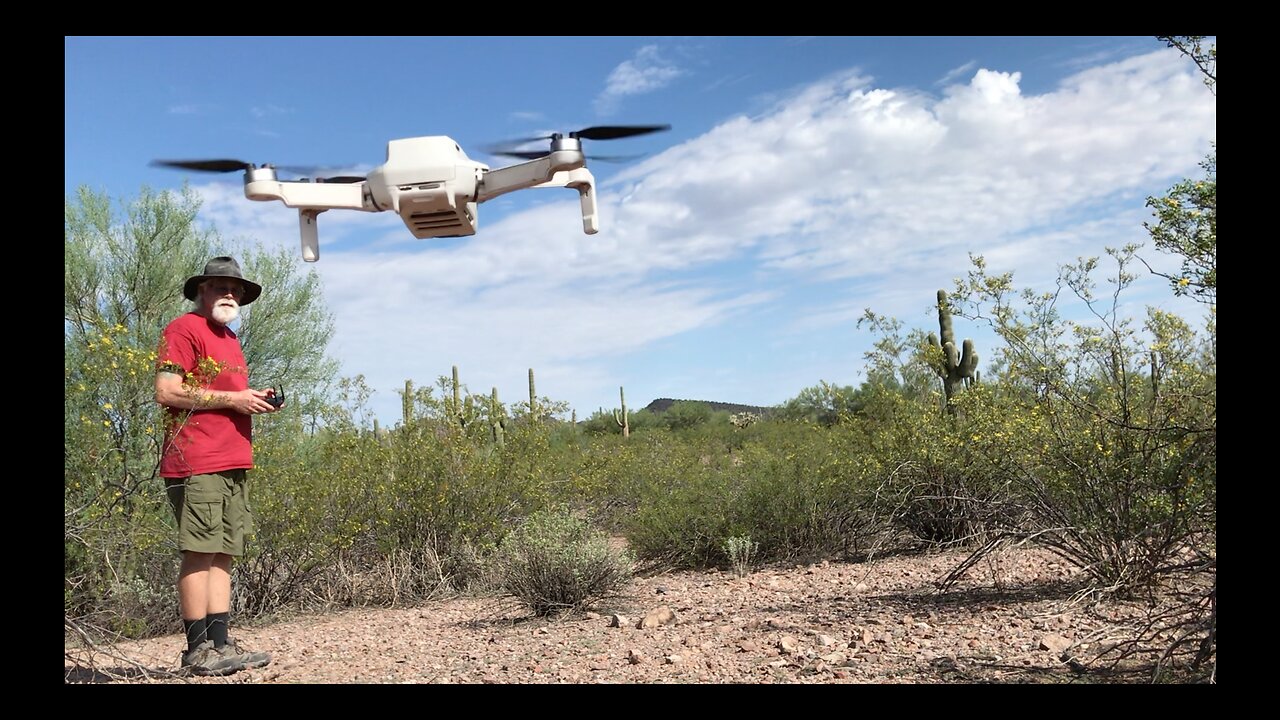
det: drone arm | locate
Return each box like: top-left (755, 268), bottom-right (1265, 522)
top-left (245, 178), bottom-right (370, 211)
top-left (475, 150), bottom-right (584, 204)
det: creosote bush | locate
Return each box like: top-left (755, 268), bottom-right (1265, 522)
top-left (491, 509), bottom-right (633, 616)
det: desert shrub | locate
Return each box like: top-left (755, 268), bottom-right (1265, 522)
top-left (490, 508), bottom-right (633, 616)
top-left (727, 424), bottom-right (881, 561)
top-left (65, 322), bottom-right (178, 640)
top-left (609, 423), bottom-right (888, 570)
top-left (612, 431), bottom-right (737, 568)
top-left (861, 389), bottom-right (1014, 547)
top-left (948, 249), bottom-right (1215, 594)
top-left (241, 412), bottom-right (563, 614)
top-left (722, 535), bottom-right (759, 578)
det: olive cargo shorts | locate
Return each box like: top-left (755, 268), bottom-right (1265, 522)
top-left (165, 470), bottom-right (253, 556)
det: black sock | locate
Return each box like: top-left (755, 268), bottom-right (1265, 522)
top-left (183, 617), bottom-right (207, 653)
top-left (207, 611), bottom-right (230, 648)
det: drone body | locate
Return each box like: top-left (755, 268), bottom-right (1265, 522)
top-left (156, 125), bottom-right (669, 262)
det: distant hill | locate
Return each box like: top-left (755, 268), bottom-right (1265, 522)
top-left (641, 398), bottom-right (774, 416)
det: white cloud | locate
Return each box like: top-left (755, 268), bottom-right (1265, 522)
top-left (250, 104), bottom-right (292, 118)
top-left (937, 60), bottom-right (977, 86)
top-left (594, 45), bottom-right (685, 116)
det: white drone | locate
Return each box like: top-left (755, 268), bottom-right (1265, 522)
top-left (154, 124), bottom-right (670, 262)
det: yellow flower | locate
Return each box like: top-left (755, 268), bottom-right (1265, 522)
top-left (1178, 277), bottom-right (1190, 287)
top-left (102, 403), bottom-right (113, 410)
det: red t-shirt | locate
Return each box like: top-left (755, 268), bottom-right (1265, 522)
top-left (156, 312), bottom-right (254, 478)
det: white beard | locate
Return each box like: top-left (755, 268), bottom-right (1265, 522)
top-left (211, 300), bottom-right (240, 326)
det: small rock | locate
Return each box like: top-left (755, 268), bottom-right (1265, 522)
top-left (1039, 633), bottom-right (1072, 654)
top-left (637, 606), bottom-right (677, 629)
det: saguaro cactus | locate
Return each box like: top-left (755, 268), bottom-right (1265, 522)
top-left (451, 365), bottom-right (467, 428)
top-left (927, 289), bottom-right (978, 415)
top-left (490, 387), bottom-right (506, 448)
top-left (402, 379), bottom-right (414, 426)
top-left (613, 385), bottom-right (630, 438)
top-left (528, 368), bottom-right (538, 422)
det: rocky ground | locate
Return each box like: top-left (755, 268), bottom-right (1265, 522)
top-left (65, 545), bottom-right (1206, 684)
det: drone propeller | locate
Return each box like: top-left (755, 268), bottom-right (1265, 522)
top-left (309, 175), bottom-right (367, 184)
top-left (151, 158), bottom-right (255, 173)
top-left (490, 150), bottom-right (646, 163)
top-left (485, 124), bottom-right (670, 162)
top-left (151, 159), bottom-right (365, 183)
top-left (508, 124), bottom-right (671, 144)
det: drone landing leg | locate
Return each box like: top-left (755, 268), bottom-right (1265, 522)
top-left (570, 179), bottom-right (598, 235)
top-left (299, 209), bottom-right (326, 262)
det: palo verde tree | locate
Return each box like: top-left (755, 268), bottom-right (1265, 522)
top-left (1143, 37), bottom-right (1215, 305)
top-left (64, 185), bottom-right (339, 640)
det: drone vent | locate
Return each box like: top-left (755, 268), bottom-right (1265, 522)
top-left (410, 210), bottom-right (469, 232)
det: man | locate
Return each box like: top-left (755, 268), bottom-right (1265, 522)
top-left (156, 256), bottom-right (280, 677)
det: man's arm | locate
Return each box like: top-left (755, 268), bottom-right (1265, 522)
top-left (155, 371), bottom-right (280, 415)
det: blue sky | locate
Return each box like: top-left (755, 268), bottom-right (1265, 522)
top-left (66, 37), bottom-right (1216, 425)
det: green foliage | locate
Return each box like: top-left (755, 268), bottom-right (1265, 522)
top-left (722, 535), bottom-right (759, 578)
top-left (776, 381), bottom-right (862, 426)
top-left (661, 400), bottom-right (718, 431)
top-left (65, 186), bottom-right (216, 638)
top-left (861, 387), bottom-right (1011, 546)
top-left (857, 309), bottom-right (939, 401)
top-left (1144, 152), bottom-right (1215, 303)
top-left (490, 509), bottom-right (634, 616)
top-left (613, 424), bottom-right (885, 569)
top-left (947, 249), bottom-right (1215, 592)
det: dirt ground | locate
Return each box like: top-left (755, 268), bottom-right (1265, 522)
top-left (64, 545), bottom-right (1208, 684)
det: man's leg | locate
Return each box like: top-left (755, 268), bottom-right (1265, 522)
top-left (169, 475), bottom-right (245, 675)
top-left (204, 554), bottom-right (233, 648)
top-left (178, 551), bottom-right (216, 651)
top-left (215, 473), bottom-right (272, 668)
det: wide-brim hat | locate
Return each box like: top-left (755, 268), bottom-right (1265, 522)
top-left (183, 256), bottom-right (262, 305)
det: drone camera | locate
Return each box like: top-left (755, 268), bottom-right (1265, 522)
top-left (388, 182), bottom-right (479, 238)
